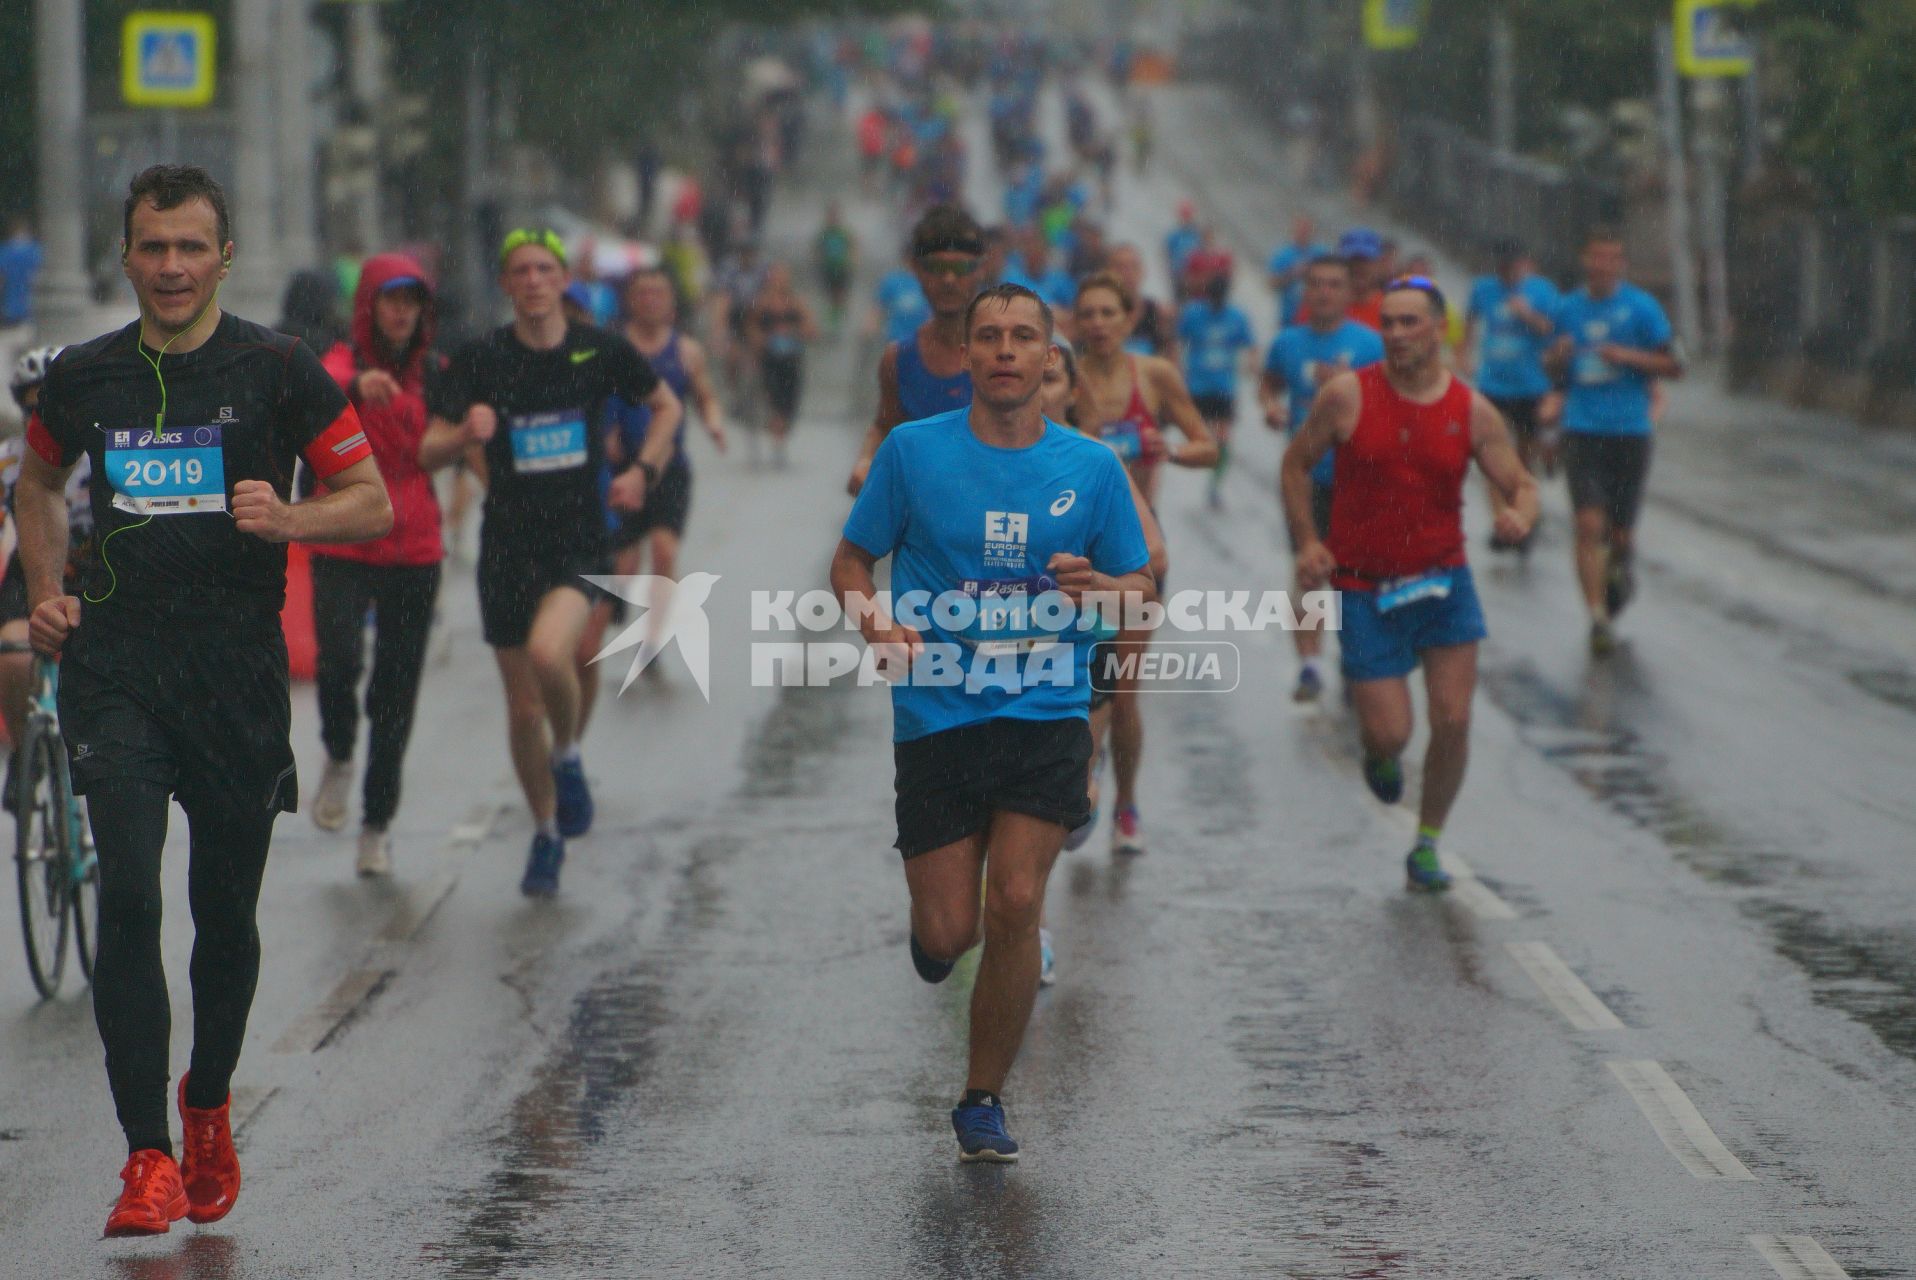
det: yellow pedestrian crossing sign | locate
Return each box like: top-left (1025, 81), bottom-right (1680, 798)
top-left (1675, 0), bottom-right (1760, 78)
top-left (1363, 0), bottom-right (1426, 51)
top-left (123, 12), bottom-right (217, 108)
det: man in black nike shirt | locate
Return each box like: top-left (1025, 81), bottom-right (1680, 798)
top-left (422, 229), bottom-right (682, 896)
top-left (19, 164), bottom-right (391, 1238)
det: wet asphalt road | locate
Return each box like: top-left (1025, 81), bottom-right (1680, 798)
top-left (4, 83), bottom-right (1916, 1280)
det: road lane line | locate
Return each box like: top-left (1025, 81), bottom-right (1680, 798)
top-left (1438, 852), bottom-right (1519, 920)
top-left (1606, 1060), bottom-right (1756, 1180)
top-left (380, 869), bottom-right (459, 942)
top-left (272, 968), bottom-right (392, 1054)
top-left (1750, 1235), bottom-right (1851, 1279)
top-left (448, 800), bottom-right (507, 847)
top-left (1506, 941), bottom-right (1625, 1031)
top-left (231, 1086), bottom-right (277, 1134)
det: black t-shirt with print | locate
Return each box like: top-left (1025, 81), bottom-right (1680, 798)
top-left (29, 313), bottom-right (364, 634)
top-left (430, 322), bottom-right (659, 540)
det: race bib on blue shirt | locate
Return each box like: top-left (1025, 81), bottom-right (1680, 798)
top-left (510, 410), bottom-right (588, 474)
top-left (106, 425), bottom-right (226, 515)
top-left (1102, 419), bottom-right (1142, 461)
top-left (957, 574), bottom-right (1066, 654)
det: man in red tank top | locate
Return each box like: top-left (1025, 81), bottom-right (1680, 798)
top-left (1279, 278), bottom-right (1538, 891)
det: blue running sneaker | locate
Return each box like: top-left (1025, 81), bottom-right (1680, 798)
top-left (1292, 665), bottom-right (1323, 704)
top-left (520, 832), bottom-right (565, 897)
top-left (553, 756), bottom-right (594, 837)
top-left (1038, 928), bottom-right (1057, 987)
top-left (1362, 755), bottom-right (1404, 805)
top-left (910, 933), bottom-right (955, 984)
top-left (1405, 842), bottom-right (1453, 893)
top-left (951, 1099), bottom-right (1020, 1163)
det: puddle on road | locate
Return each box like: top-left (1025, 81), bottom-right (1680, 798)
top-left (421, 684), bottom-right (847, 1275)
top-left (1483, 660), bottom-right (1916, 1063)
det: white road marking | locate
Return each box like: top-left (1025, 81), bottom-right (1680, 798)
top-left (1439, 852), bottom-right (1518, 920)
top-left (1506, 940), bottom-right (1625, 1031)
top-left (271, 968), bottom-right (391, 1054)
top-left (1750, 1235), bottom-right (1851, 1279)
top-left (380, 870), bottom-right (459, 942)
top-left (1606, 1060), bottom-right (1756, 1180)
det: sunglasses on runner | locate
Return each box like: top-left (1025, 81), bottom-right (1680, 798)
top-left (1384, 274), bottom-right (1448, 316)
top-left (498, 227), bottom-right (569, 269)
top-left (917, 256), bottom-right (982, 278)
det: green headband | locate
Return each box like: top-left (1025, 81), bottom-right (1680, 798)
top-left (499, 227), bottom-right (568, 269)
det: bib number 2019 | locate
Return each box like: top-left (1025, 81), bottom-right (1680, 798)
top-left (105, 424), bottom-right (227, 515)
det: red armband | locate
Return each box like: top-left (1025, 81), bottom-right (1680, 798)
top-left (25, 413), bottom-right (67, 468)
top-left (303, 405), bottom-right (373, 480)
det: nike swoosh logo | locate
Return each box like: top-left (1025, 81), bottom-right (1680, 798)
top-left (570, 349), bottom-right (598, 364)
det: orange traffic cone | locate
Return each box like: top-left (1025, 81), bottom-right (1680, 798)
top-left (282, 543), bottom-right (318, 681)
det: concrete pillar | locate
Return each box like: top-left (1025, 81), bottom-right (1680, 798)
top-left (277, 0), bottom-right (321, 272)
top-left (230, 0), bottom-right (285, 321)
top-left (31, 0), bottom-right (93, 344)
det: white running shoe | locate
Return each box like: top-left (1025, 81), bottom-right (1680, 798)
top-left (356, 827), bottom-right (392, 878)
top-left (313, 759), bottom-right (353, 832)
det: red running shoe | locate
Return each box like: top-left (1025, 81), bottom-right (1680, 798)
top-left (103, 1150), bottom-right (188, 1237)
top-left (178, 1075), bottom-right (242, 1224)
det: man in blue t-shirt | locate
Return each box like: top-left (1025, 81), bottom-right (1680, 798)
top-left (1258, 254), bottom-right (1385, 702)
top-left (1266, 213), bottom-right (1326, 330)
top-left (1545, 227), bottom-right (1683, 654)
top-left (1464, 238), bottom-right (1559, 552)
top-left (1000, 226), bottom-right (1077, 336)
top-left (1176, 274), bottom-right (1257, 508)
top-left (833, 284), bottom-right (1150, 1165)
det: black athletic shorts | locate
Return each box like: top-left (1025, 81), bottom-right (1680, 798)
top-left (477, 520), bottom-right (607, 649)
top-left (613, 461), bottom-right (692, 548)
top-left (60, 620), bottom-right (298, 815)
top-left (1564, 433), bottom-right (1653, 530)
top-left (762, 353), bottom-right (804, 419)
top-left (1489, 395), bottom-right (1543, 444)
top-left (893, 716), bottom-right (1093, 858)
top-left (1192, 392), bottom-right (1236, 423)
top-left (1288, 482), bottom-right (1336, 553)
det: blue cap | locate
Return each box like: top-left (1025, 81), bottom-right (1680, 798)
top-left (1336, 228), bottom-right (1384, 260)
top-left (378, 275), bottom-right (425, 293)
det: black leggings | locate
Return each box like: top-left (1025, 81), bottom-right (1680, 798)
top-left (312, 557), bottom-right (441, 830)
top-left (89, 776), bottom-right (277, 1155)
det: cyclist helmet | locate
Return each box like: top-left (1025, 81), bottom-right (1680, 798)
top-left (10, 345), bottom-right (62, 411)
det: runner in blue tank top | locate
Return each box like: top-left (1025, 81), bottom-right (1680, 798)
top-left (847, 205), bottom-right (987, 496)
top-left (578, 265), bottom-right (727, 730)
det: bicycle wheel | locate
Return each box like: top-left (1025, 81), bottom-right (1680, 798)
top-left (15, 725), bottom-right (71, 999)
top-left (70, 797), bottom-right (100, 983)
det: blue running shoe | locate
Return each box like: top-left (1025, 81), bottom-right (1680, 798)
top-left (520, 832), bottom-right (565, 897)
top-left (1405, 842), bottom-right (1453, 893)
top-left (1292, 666), bottom-right (1323, 704)
top-left (553, 756), bottom-right (594, 837)
top-left (910, 933), bottom-right (955, 984)
top-left (951, 1100), bottom-right (1020, 1163)
top-left (1362, 755), bottom-right (1404, 805)
top-left (1038, 928), bottom-right (1057, 987)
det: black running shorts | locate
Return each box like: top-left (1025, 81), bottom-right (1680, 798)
top-left (60, 622), bottom-right (298, 815)
top-left (892, 716), bottom-right (1093, 858)
top-left (477, 520), bottom-right (608, 649)
top-left (1564, 433), bottom-right (1653, 530)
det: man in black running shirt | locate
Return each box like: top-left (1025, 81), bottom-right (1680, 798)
top-left (422, 228), bottom-right (682, 896)
top-left (19, 164), bottom-right (391, 1238)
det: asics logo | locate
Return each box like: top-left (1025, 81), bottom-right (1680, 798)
top-left (570, 349), bottom-right (598, 364)
top-left (1049, 490), bottom-right (1076, 517)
